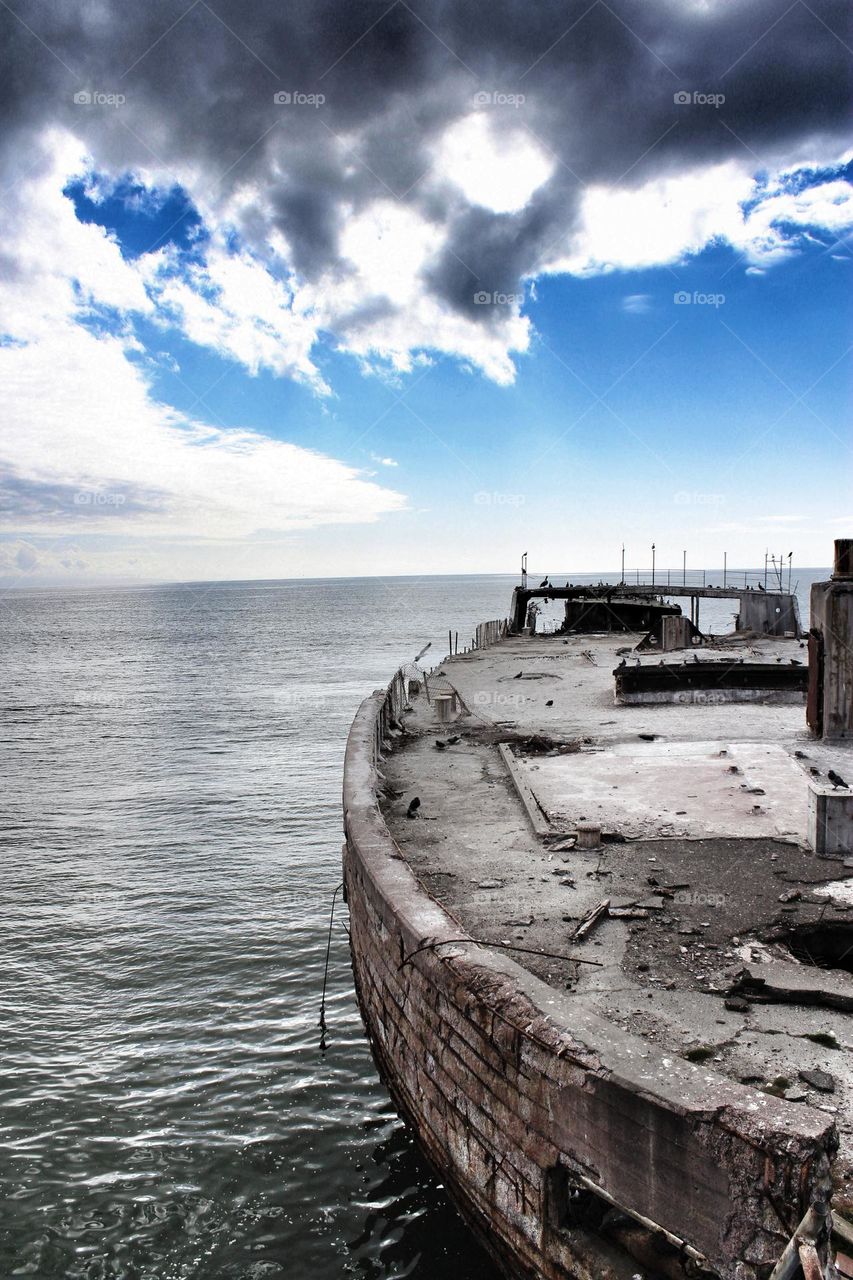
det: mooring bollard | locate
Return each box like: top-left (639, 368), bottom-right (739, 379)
top-left (575, 822), bottom-right (602, 849)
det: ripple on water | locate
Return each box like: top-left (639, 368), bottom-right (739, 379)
top-left (1, 579), bottom-right (509, 1279)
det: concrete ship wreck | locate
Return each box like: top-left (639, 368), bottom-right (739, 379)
top-left (342, 541), bottom-right (853, 1280)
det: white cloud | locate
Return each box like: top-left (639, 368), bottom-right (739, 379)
top-left (371, 454), bottom-right (399, 467)
top-left (0, 130), bottom-right (152, 344)
top-left (139, 237), bottom-right (330, 394)
top-left (549, 160), bottom-right (853, 276)
top-left (301, 197), bottom-right (531, 384)
top-left (622, 294), bottom-right (652, 314)
top-left (553, 161), bottom-right (756, 274)
top-left (0, 132), bottom-right (406, 553)
top-left (434, 113), bottom-right (554, 215)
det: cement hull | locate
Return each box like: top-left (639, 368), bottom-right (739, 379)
top-left (342, 676), bottom-right (837, 1280)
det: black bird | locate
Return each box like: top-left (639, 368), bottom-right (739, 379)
top-left (828, 770), bottom-right (849, 789)
top-left (809, 766), bottom-right (821, 777)
top-left (406, 797), bottom-right (421, 819)
top-left (545, 699), bottom-right (553, 707)
top-left (539, 577), bottom-right (550, 588)
top-left (757, 582), bottom-right (765, 591)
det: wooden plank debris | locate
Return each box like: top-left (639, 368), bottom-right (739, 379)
top-left (572, 898), bottom-right (610, 941)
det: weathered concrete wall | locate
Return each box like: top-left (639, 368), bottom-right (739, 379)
top-left (343, 683), bottom-right (837, 1280)
top-left (661, 614), bottom-right (693, 650)
top-left (737, 591), bottom-right (801, 636)
top-left (810, 576), bottom-right (853, 740)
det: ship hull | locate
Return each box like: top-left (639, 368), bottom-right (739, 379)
top-left (342, 675), bottom-right (838, 1280)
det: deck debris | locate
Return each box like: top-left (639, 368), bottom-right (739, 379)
top-left (799, 1068), bottom-right (835, 1093)
top-left (572, 898), bottom-right (610, 941)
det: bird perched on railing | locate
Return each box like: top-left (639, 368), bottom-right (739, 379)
top-left (539, 577), bottom-right (550, 588)
top-left (828, 770), bottom-right (849, 789)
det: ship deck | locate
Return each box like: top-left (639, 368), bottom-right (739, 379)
top-left (379, 630), bottom-right (853, 1210)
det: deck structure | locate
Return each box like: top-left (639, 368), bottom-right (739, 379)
top-left (343, 543), bottom-right (853, 1280)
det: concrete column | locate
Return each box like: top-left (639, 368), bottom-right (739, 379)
top-left (808, 539), bottom-right (853, 740)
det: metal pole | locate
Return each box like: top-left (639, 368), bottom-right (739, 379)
top-left (788, 553), bottom-right (792, 594)
top-left (764, 552), bottom-right (768, 590)
top-left (723, 551), bottom-right (727, 588)
top-left (621, 544), bottom-right (625, 585)
top-left (651, 543), bottom-right (655, 587)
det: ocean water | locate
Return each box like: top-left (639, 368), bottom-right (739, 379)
top-left (0, 570), bottom-right (824, 1279)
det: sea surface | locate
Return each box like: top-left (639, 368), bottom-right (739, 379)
top-left (0, 569), bottom-right (823, 1279)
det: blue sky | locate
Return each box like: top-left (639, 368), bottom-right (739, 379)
top-left (0, 1), bottom-right (850, 584)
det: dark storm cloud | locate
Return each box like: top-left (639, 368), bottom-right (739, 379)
top-left (1, 0), bottom-right (849, 314)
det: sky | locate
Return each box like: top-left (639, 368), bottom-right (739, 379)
top-left (0, 0), bottom-right (850, 586)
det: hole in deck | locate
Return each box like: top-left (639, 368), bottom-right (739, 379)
top-left (785, 923), bottom-right (853, 974)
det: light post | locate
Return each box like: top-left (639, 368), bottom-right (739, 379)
top-left (621, 543), bottom-right (625, 585)
top-left (651, 543), bottom-right (656, 587)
